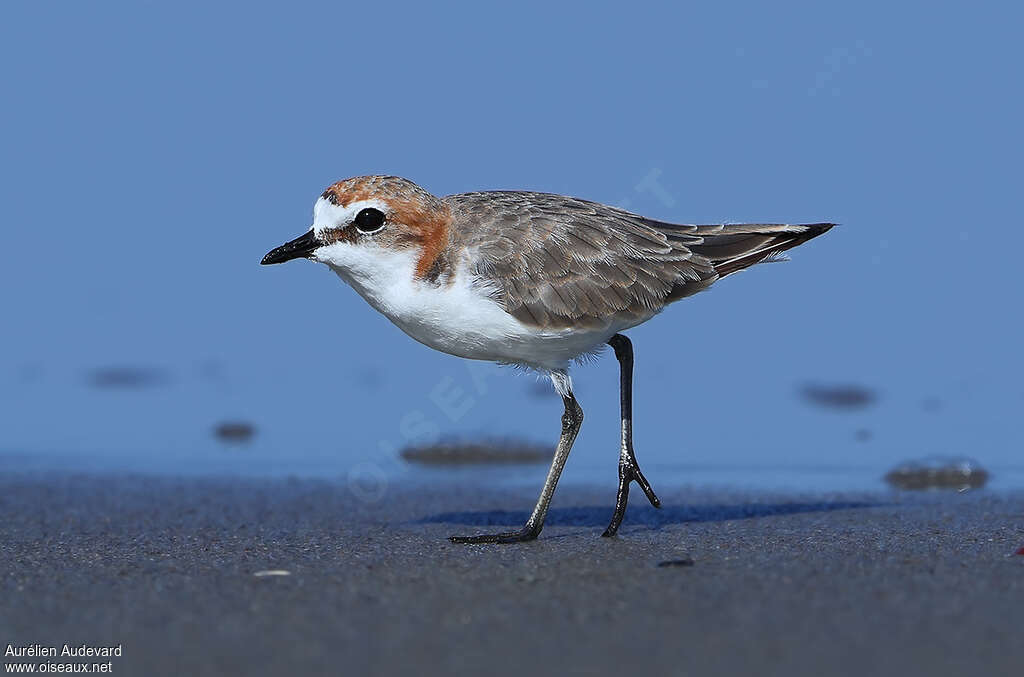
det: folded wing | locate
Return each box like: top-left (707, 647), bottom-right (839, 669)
top-left (449, 191), bottom-right (832, 330)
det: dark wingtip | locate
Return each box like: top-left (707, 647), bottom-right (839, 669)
top-left (795, 222), bottom-right (837, 241)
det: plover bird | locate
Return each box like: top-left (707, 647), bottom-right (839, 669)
top-left (262, 176), bottom-right (833, 543)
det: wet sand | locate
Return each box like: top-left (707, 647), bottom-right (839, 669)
top-left (1, 471), bottom-right (1022, 676)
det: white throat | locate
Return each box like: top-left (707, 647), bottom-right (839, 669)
top-left (314, 241), bottom-right (418, 317)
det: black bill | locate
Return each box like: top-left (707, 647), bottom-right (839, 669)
top-left (261, 230), bottom-right (319, 265)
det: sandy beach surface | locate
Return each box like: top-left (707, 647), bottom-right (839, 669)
top-left (1, 471), bottom-right (1022, 676)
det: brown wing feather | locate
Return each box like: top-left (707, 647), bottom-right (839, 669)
top-left (648, 220), bottom-right (835, 300)
top-left (447, 191), bottom-right (832, 330)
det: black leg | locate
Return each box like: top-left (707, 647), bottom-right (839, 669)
top-left (602, 334), bottom-right (661, 537)
top-left (450, 382), bottom-right (584, 544)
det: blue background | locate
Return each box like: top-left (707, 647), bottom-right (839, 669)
top-left (2, 2), bottom-right (1021, 489)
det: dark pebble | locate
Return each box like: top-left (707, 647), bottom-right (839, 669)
top-left (657, 559), bottom-right (695, 568)
top-left (213, 421), bottom-right (256, 444)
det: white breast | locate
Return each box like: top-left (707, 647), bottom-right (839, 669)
top-left (314, 241), bottom-right (637, 370)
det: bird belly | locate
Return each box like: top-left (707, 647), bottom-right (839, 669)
top-left (393, 305), bottom-right (623, 371)
top-left (371, 275), bottom-right (620, 370)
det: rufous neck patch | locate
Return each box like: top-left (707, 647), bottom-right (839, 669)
top-left (403, 199), bottom-right (453, 281)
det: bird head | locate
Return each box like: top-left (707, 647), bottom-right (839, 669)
top-left (261, 176), bottom-right (452, 281)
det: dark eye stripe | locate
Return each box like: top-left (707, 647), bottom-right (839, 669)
top-left (354, 208), bottom-right (386, 233)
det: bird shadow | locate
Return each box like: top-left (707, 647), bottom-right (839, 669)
top-left (420, 500), bottom-right (877, 530)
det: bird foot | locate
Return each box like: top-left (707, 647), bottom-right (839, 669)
top-left (449, 525), bottom-right (542, 544)
top-left (602, 455), bottom-right (661, 537)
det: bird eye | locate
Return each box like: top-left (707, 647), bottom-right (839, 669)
top-left (353, 208), bottom-right (386, 234)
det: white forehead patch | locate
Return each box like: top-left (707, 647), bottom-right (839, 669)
top-left (312, 197), bottom-right (390, 235)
